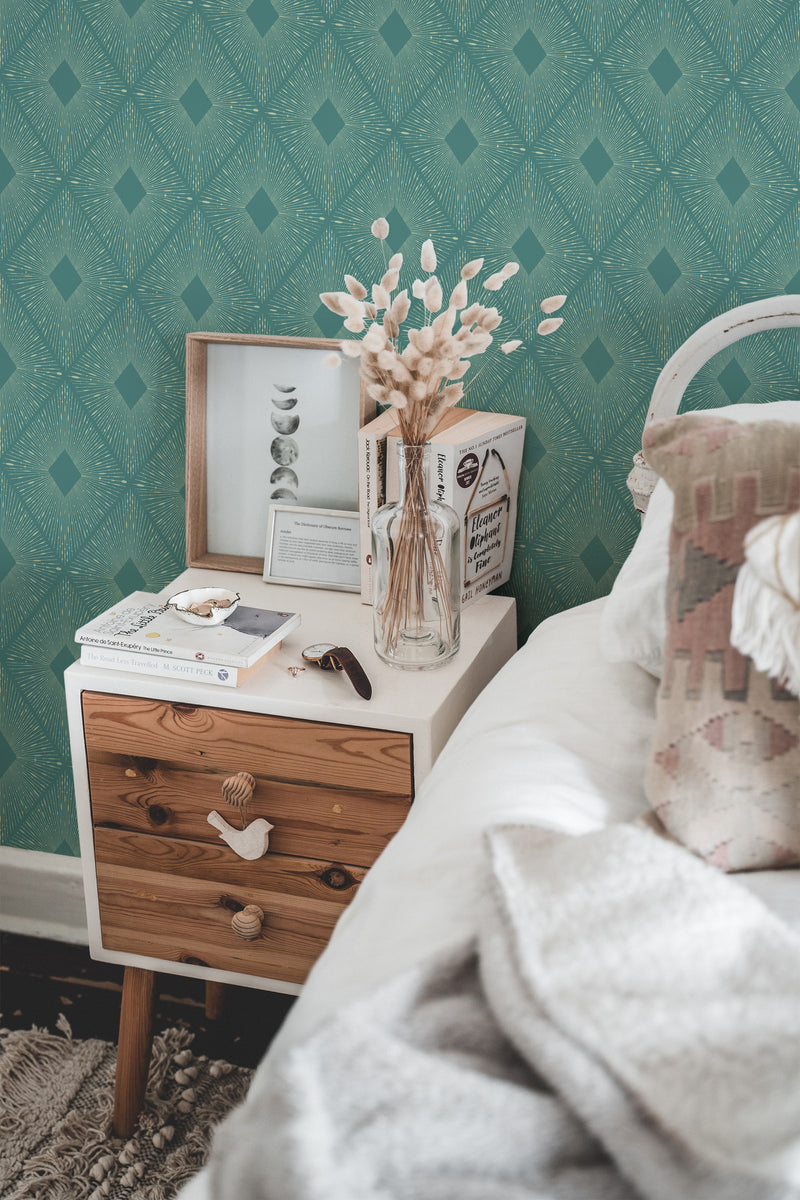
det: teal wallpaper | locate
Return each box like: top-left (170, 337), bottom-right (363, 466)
top-left (1, 0), bottom-right (799, 854)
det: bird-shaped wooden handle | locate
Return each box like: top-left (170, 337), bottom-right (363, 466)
top-left (207, 810), bottom-right (273, 860)
top-left (221, 772), bottom-right (256, 808)
top-left (231, 905), bottom-right (264, 940)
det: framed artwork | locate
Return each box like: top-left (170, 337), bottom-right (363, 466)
top-left (264, 505), bottom-right (361, 592)
top-left (186, 332), bottom-right (372, 574)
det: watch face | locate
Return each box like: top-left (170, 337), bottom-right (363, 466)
top-left (302, 643), bottom-right (336, 662)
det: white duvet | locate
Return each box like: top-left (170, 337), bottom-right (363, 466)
top-left (178, 597), bottom-right (800, 1199)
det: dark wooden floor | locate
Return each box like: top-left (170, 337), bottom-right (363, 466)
top-left (0, 931), bottom-right (295, 1069)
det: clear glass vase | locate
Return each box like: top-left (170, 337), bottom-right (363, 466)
top-left (371, 442), bottom-right (461, 669)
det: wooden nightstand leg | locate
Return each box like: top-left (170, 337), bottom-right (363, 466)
top-left (205, 980), bottom-right (226, 1021)
top-left (113, 966), bottom-right (157, 1139)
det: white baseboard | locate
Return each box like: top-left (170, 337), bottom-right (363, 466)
top-left (0, 847), bottom-right (88, 944)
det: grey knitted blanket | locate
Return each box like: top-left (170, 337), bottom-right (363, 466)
top-left (207, 824), bottom-right (800, 1199)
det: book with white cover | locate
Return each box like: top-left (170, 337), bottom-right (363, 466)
top-left (385, 411), bottom-right (526, 608)
top-left (358, 407), bottom-right (476, 604)
top-left (79, 644), bottom-right (271, 687)
top-left (75, 592), bottom-right (300, 668)
top-left (357, 407), bottom-right (397, 603)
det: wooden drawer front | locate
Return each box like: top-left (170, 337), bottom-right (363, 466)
top-left (93, 827), bottom-right (366, 905)
top-left (95, 858), bottom-right (350, 986)
top-left (86, 751), bottom-right (410, 868)
top-left (82, 692), bottom-right (413, 795)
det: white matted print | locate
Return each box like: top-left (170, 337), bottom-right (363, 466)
top-left (265, 505), bottom-right (360, 592)
top-left (204, 340), bottom-right (363, 561)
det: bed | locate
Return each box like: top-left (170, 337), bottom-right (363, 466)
top-left (178, 299), bottom-right (800, 1199)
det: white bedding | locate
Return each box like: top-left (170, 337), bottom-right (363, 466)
top-left (178, 596), bottom-right (800, 1199)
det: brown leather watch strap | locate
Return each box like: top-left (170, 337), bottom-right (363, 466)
top-left (326, 646), bottom-right (372, 700)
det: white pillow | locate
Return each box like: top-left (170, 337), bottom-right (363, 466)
top-left (599, 401), bottom-right (800, 677)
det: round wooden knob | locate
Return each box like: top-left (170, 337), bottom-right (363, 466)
top-left (231, 904), bottom-right (264, 940)
top-left (221, 772), bottom-right (255, 808)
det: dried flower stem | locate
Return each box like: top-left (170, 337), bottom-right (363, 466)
top-left (376, 444), bottom-right (454, 648)
top-left (320, 219), bottom-right (569, 657)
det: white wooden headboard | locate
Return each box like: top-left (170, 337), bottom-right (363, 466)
top-left (627, 296), bottom-right (800, 514)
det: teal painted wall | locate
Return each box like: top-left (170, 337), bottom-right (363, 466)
top-left (1, 0), bottom-right (799, 854)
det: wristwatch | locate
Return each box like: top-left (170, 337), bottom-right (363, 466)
top-left (301, 644), bottom-right (372, 700)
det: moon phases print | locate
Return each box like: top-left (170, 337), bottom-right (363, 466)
top-left (271, 435), bottom-right (299, 465)
top-left (270, 466), bottom-right (299, 488)
top-left (271, 411), bottom-right (300, 435)
top-left (270, 383), bottom-right (300, 500)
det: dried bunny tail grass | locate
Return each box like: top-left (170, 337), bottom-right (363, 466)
top-left (391, 289), bottom-right (411, 323)
top-left (363, 322), bottom-right (387, 352)
top-left (423, 276), bottom-right (443, 312)
top-left (461, 258), bottom-right (484, 279)
top-left (364, 302), bottom-right (378, 320)
top-left (401, 342), bottom-right (421, 368)
top-left (380, 268), bottom-right (400, 293)
top-left (439, 383), bottom-right (464, 407)
top-left (372, 283), bottom-right (391, 309)
top-left (459, 302), bottom-right (481, 327)
top-left (478, 306), bottom-right (502, 331)
top-left (411, 279), bottom-right (425, 299)
top-left (339, 339), bottom-right (362, 357)
top-left (447, 358), bottom-right (471, 379)
top-left (421, 239), bottom-right (437, 273)
top-left (501, 340), bottom-right (523, 353)
top-left (319, 291), bottom-right (346, 315)
top-left (344, 275), bottom-right (367, 300)
top-left (383, 313), bottom-right (400, 338)
top-left (483, 272), bottom-right (506, 291)
top-left (323, 352), bottom-right (341, 368)
top-left (541, 294), bottom-right (567, 313)
top-left (387, 389), bottom-right (407, 408)
top-left (390, 357), bottom-right (413, 383)
top-left (409, 325), bottom-right (434, 352)
top-left (344, 315), bottom-right (365, 332)
top-left (449, 280), bottom-right (468, 309)
top-left (432, 306), bottom-right (456, 336)
top-left (341, 294), bottom-right (365, 319)
top-left (371, 217), bottom-right (389, 239)
top-left (461, 329), bottom-right (494, 354)
top-left (389, 252), bottom-right (403, 269)
top-left (538, 316), bottom-right (564, 335)
top-left (501, 262), bottom-right (520, 278)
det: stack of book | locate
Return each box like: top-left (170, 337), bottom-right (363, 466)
top-left (358, 408), bottom-right (526, 607)
top-left (74, 592), bottom-right (301, 688)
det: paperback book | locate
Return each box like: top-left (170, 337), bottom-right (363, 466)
top-left (79, 644), bottom-right (272, 687)
top-left (384, 410), bottom-right (526, 608)
top-left (75, 592), bottom-right (300, 669)
top-left (357, 406), bottom-right (476, 604)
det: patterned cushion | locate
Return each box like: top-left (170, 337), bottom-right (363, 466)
top-left (643, 413), bottom-right (800, 872)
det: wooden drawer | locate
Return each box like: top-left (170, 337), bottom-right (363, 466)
top-left (82, 692), bottom-right (414, 869)
top-left (82, 693), bottom-right (413, 793)
top-left (93, 827), bottom-right (365, 902)
top-left (96, 864), bottom-right (337, 985)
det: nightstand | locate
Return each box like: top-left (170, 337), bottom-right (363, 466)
top-left (65, 568), bottom-right (516, 1134)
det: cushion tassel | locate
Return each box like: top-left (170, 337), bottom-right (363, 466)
top-left (730, 512), bottom-right (800, 696)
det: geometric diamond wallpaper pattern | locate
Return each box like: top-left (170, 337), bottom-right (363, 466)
top-left (1, 0), bottom-right (799, 855)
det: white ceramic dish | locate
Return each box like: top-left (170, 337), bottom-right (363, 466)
top-left (166, 586), bottom-right (240, 627)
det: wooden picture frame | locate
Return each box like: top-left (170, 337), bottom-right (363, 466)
top-left (186, 333), bottom-right (372, 574)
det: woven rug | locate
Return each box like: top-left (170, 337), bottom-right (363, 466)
top-left (0, 1016), bottom-right (252, 1199)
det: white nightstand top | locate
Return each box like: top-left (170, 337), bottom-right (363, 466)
top-left (66, 569), bottom-right (517, 785)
